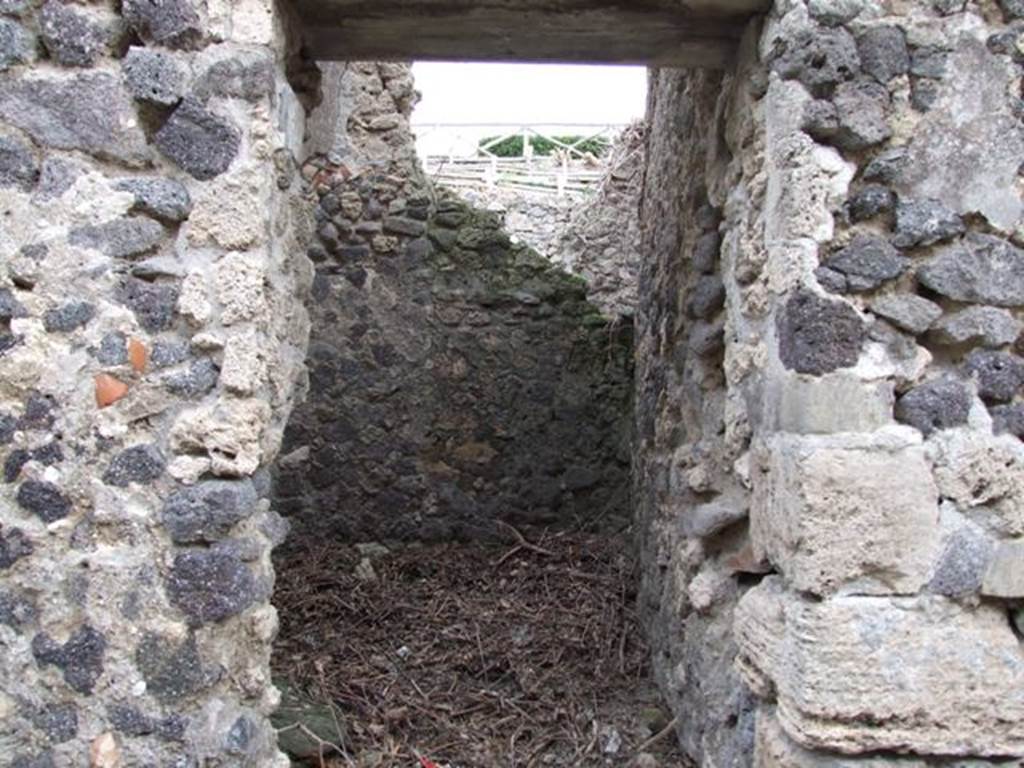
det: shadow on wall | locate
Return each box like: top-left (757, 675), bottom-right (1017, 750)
top-left (272, 160), bottom-right (635, 544)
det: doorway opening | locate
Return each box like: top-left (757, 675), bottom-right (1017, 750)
top-left (268, 61), bottom-right (687, 766)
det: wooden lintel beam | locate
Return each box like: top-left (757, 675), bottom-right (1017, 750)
top-left (295, 2), bottom-right (763, 68)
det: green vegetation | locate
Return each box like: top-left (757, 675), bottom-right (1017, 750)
top-left (479, 134), bottom-right (611, 158)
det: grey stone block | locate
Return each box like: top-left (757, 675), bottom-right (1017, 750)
top-left (122, 0), bottom-right (202, 49)
top-left (771, 25), bottom-right (860, 96)
top-left (166, 550), bottom-right (258, 625)
top-left (155, 98), bottom-right (240, 180)
top-left (870, 294), bottom-right (942, 335)
top-left (927, 521), bottom-right (994, 597)
top-left (992, 403), bottom-right (1024, 439)
top-left (964, 349), bottom-right (1024, 403)
top-left (160, 479), bottom-right (257, 543)
top-left (0, 18), bottom-right (34, 71)
top-left (135, 632), bottom-right (219, 702)
top-left (115, 177), bottom-right (192, 222)
top-left (39, 1), bottom-right (105, 67)
top-left (69, 217), bottom-right (165, 259)
top-left (118, 278), bottom-right (179, 332)
top-left (820, 235), bottom-right (907, 292)
top-left (194, 49), bottom-right (274, 102)
top-left (831, 78), bottom-right (893, 150)
top-left (42, 301), bottom-right (94, 333)
top-left (121, 47), bottom-right (185, 106)
top-left (16, 480), bottom-right (71, 523)
top-left (918, 234), bottom-right (1024, 307)
top-left (0, 131), bottom-right (38, 191)
top-left (847, 183), bottom-right (895, 221)
top-left (777, 290), bottom-right (865, 375)
top-left (894, 199), bottom-right (965, 248)
top-left (0, 72), bottom-right (149, 165)
top-left (931, 306), bottom-right (1023, 348)
top-left (857, 25), bottom-right (910, 83)
top-left (895, 377), bottom-right (971, 435)
top-left (103, 444), bottom-right (165, 487)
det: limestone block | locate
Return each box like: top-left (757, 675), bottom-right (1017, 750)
top-left (215, 252), bottom-right (267, 326)
top-left (178, 271), bottom-right (212, 326)
top-left (736, 582), bottom-right (1024, 755)
top-left (982, 540), bottom-right (1024, 598)
top-left (762, 371), bottom-right (894, 434)
top-left (0, 72), bottom-right (149, 166)
top-left (763, 79), bottom-right (855, 245)
top-left (187, 165), bottom-right (270, 251)
top-left (221, 328), bottom-right (265, 396)
top-left (752, 429), bottom-right (940, 596)
top-left (898, 36), bottom-right (1024, 233)
top-left (926, 430), bottom-right (1024, 537)
top-left (170, 399), bottom-right (269, 477)
top-left (754, 707), bottom-right (928, 768)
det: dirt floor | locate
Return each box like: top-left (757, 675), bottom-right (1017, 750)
top-left (272, 526), bottom-right (691, 768)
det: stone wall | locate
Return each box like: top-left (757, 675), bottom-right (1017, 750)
top-left (636, 1), bottom-right (1024, 765)
top-left (557, 122), bottom-right (646, 318)
top-left (0, 0), bottom-right (313, 764)
top-left (450, 123), bottom-right (645, 320)
top-left (4, 0), bottom-right (1024, 764)
top-left (273, 63), bottom-right (634, 545)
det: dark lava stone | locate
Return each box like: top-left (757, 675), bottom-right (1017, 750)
top-left (777, 289), bottom-right (866, 375)
top-left (895, 377), bottom-right (972, 435)
top-left (102, 444), bottom-right (165, 487)
top-left (16, 480), bottom-right (71, 522)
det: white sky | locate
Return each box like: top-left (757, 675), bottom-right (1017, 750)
top-left (410, 62), bottom-right (648, 156)
top-left (411, 63), bottom-right (648, 125)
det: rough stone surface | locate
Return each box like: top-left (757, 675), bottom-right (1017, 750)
top-left (121, 47), bottom-right (185, 106)
top-left (278, 183), bottom-right (633, 541)
top-left (39, 1), bottom-right (106, 67)
top-left (736, 581), bottom-right (1024, 755)
top-left (0, 18), bottom-right (33, 71)
top-left (777, 290), bottom-right (865, 375)
top-left (856, 25), bottom-right (909, 83)
top-left (69, 217), bottom-right (165, 258)
top-left (992, 403), bottom-right (1024, 439)
top-left (166, 549), bottom-right (258, 625)
top-left (846, 183), bottom-right (894, 221)
top-left (893, 199), bottom-right (965, 248)
top-left (155, 98), bottom-right (241, 180)
top-left (102, 444), bottom-right (165, 487)
top-left (818, 235), bottom-right (907, 292)
top-left (135, 633), bottom-right (219, 703)
top-left (830, 79), bottom-right (892, 150)
top-left (161, 479), bottom-right (258, 543)
top-left (918, 234), bottom-right (1024, 306)
top-left (0, 72), bottom-right (149, 165)
top-left (0, 132), bottom-right (38, 191)
top-left (42, 301), bottom-right (94, 333)
top-left (115, 177), bottom-right (192, 222)
top-left (770, 25), bottom-right (860, 96)
top-left (895, 378), bottom-right (972, 435)
top-left (752, 432), bottom-right (941, 596)
top-left (931, 306), bottom-right (1023, 348)
top-left (31, 625), bottom-right (106, 695)
top-left (122, 0), bottom-right (202, 49)
top-left (869, 294), bottom-right (942, 335)
top-left (927, 520), bottom-right (994, 598)
top-left (964, 349), bottom-right (1024, 403)
top-left (15, 480), bottom-right (71, 522)
top-left (0, 527), bottom-right (33, 569)
top-left (194, 49), bottom-right (273, 101)
top-left (118, 278), bottom-right (179, 332)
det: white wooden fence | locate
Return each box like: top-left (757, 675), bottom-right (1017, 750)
top-left (411, 122), bottom-right (628, 198)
